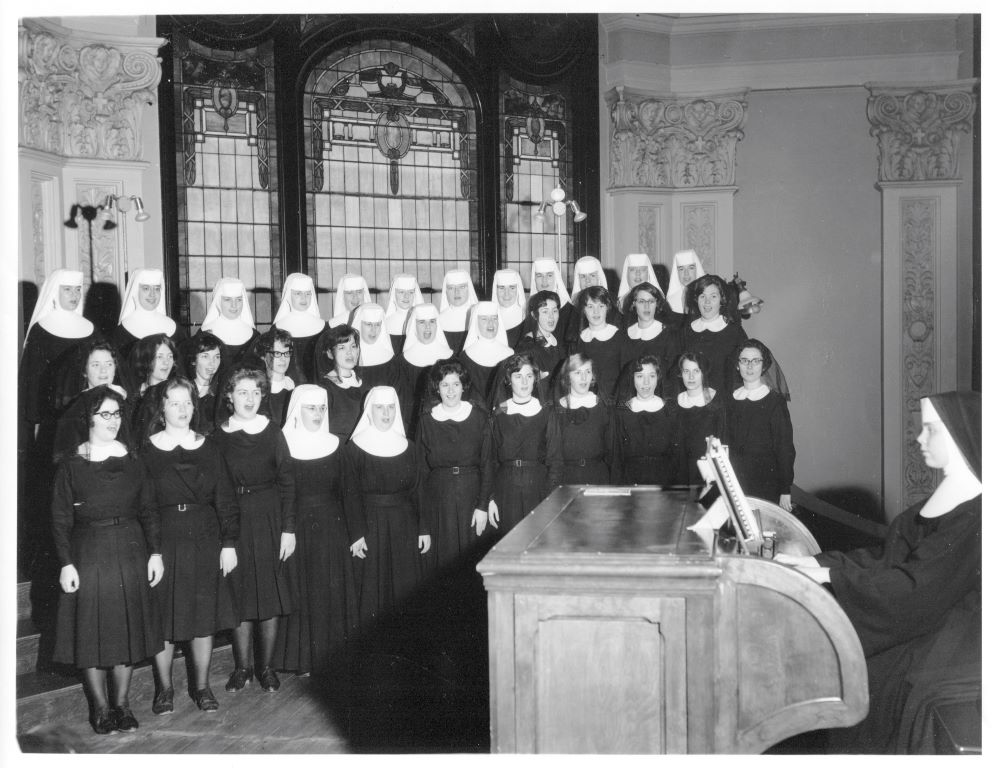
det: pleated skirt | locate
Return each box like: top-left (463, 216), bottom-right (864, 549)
top-left (231, 487), bottom-right (294, 621)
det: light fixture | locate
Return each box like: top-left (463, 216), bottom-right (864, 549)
top-left (568, 200), bottom-right (587, 223)
top-left (95, 193), bottom-right (152, 225)
top-left (533, 183), bottom-right (587, 268)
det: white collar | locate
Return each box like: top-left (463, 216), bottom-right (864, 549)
top-left (733, 384), bottom-right (770, 401)
top-left (431, 401), bottom-right (473, 422)
top-left (150, 429), bottom-right (204, 451)
top-left (627, 320), bottom-right (663, 340)
top-left (283, 427), bottom-right (339, 460)
top-left (358, 339), bottom-right (395, 366)
top-left (580, 324), bottom-right (618, 342)
top-left (504, 397), bottom-right (542, 417)
top-left (464, 343), bottom-right (514, 368)
top-left (403, 343), bottom-right (452, 368)
top-left (275, 312), bottom-right (326, 337)
top-left (560, 391), bottom-right (598, 409)
top-left (538, 329), bottom-right (559, 347)
top-left (690, 315), bottom-right (728, 333)
top-left (203, 316), bottom-right (255, 345)
top-left (121, 309), bottom-right (176, 339)
top-left (498, 303), bottom-right (525, 329)
top-left (81, 440), bottom-right (128, 461)
top-left (271, 376), bottom-right (296, 393)
top-left (385, 311), bottom-right (408, 335)
top-left (351, 426), bottom-right (408, 457)
top-left (38, 310), bottom-right (94, 339)
top-left (678, 389), bottom-right (714, 408)
top-left (222, 413), bottom-right (270, 434)
top-left (629, 395), bottom-right (665, 413)
top-left (438, 305), bottom-right (471, 332)
top-left (326, 370), bottom-right (362, 389)
top-left (329, 311), bottom-right (353, 328)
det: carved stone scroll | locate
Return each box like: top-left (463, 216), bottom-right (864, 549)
top-left (866, 82), bottom-right (977, 183)
top-left (18, 20), bottom-right (163, 161)
top-left (609, 87), bottom-right (748, 189)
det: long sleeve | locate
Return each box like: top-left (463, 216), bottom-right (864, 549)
top-left (771, 396), bottom-right (795, 495)
top-left (50, 459), bottom-right (76, 567)
top-left (605, 405), bottom-right (624, 483)
top-left (545, 409), bottom-right (564, 489)
top-left (135, 458), bottom-right (162, 555)
top-left (480, 415), bottom-right (500, 504)
top-left (340, 444), bottom-right (368, 543)
top-left (818, 498), bottom-right (981, 657)
top-left (410, 442), bottom-right (429, 537)
top-left (213, 446), bottom-right (241, 546)
top-left (274, 429), bottom-right (296, 534)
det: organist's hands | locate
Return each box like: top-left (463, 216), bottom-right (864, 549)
top-left (774, 553), bottom-right (820, 568)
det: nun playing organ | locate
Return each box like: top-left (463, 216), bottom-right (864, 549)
top-left (777, 392), bottom-right (981, 754)
top-left (342, 386), bottom-right (430, 630)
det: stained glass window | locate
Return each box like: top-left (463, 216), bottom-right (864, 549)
top-left (172, 36), bottom-right (281, 333)
top-left (303, 40), bottom-right (479, 314)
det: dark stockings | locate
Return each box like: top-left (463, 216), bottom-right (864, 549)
top-left (83, 664), bottom-right (133, 711)
top-left (154, 635), bottom-right (214, 691)
top-left (232, 617), bottom-right (278, 670)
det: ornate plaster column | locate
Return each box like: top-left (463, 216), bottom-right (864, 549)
top-left (18, 18), bottom-right (164, 291)
top-left (866, 80), bottom-right (977, 515)
top-left (606, 86), bottom-right (747, 278)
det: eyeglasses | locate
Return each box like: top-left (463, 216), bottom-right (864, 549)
top-left (738, 358), bottom-right (764, 366)
top-left (634, 298), bottom-right (657, 306)
top-left (95, 410), bottom-right (122, 421)
top-left (269, 350), bottom-right (292, 358)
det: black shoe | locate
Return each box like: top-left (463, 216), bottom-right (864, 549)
top-left (191, 687), bottom-right (219, 711)
top-left (259, 667), bottom-right (280, 692)
top-left (113, 706), bottom-right (139, 732)
top-left (152, 687), bottom-right (174, 715)
top-left (225, 667), bottom-right (253, 692)
top-left (90, 707), bottom-right (117, 735)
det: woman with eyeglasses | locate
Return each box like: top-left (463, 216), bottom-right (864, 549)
top-left (213, 367), bottom-right (296, 694)
top-left (680, 274), bottom-right (748, 394)
top-left (276, 385), bottom-right (361, 678)
top-left (316, 324), bottom-right (370, 441)
top-left (667, 351), bottom-right (727, 486)
top-left (546, 352), bottom-right (621, 487)
top-left (617, 282), bottom-right (682, 399)
top-left (51, 385), bottom-right (163, 735)
top-left (141, 376), bottom-right (239, 716)
top-left (272, 273), bottom-right (325, 384)
top-left (515, 290), bottom-right (567, 406)
top-left (725, 339), bottom-right (795, 511)
top-left (253, 327), bottom-right (296, 426)
top-left (570, 285), bottom-right (625, 401)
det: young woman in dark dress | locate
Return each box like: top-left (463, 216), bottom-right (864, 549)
top-left (180, 331), bottom-right (224, 433)
top-left (254, 328), bottom-right (295, 426)
top-left (546, 353), bottom-right (621, 487)
top-left (415, 359), bottom-right (491, 572)
top-left (352, 302), bottom-right (404, 391)
top-left (213, 368), bottom-right (296, 694)
top-left (400, 303), bottom-right (454, 432)
top-left (272, 272), bottom-right (325, 384)
top-left (528, 258), bottom-right (574, 345)
top-left (618, 281), bottom-right (682, 396)
top-left (724, 339), bottom-right (794, 510)
top-left (51, 386), bottom-right (163, 734)
top-left (200, 277), bottom-right (260, 378)
top-left (481, 353), bottom-right (551, 537)
top-left (667, 351), bottom-right (727, 486)
top-left (616, 355), bottom-right (675, 485)
top-left (491, 268), bottom-right (527, 348)
top-left (384, 273), bottom-right (424, 354)
top-left (126, 334), bottom-right (179, 443)
top-left (571, 285), bottom-right (625, 401)
top-left (276, 385), bottom-right (362, 677)
top-left (515, 290), bottom-right (566, 406)
top-left (342, 386), bottom-right (430, 630)
top-left (777, 391), bottom-right (981, 754)
top-left (317, 324), bottom-right (369, 441)
top-left (457, 301), bottom-right (515, 409)
top-left (680, 274), bottom-right (747, 394)
top-left (142, 376), bottom-right (239, 715)
top-left (110, 268), bottom-right (186, 364)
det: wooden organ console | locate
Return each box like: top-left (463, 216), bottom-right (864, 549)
top-left (476, 485), bottom-right (868, 753)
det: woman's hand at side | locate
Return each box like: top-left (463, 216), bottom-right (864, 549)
top-left (350, 537), bottom-right (367, 559)
top-left (487, 499), bottom-right (500, 529)
top-left (779, 493), bottom-right (793, 512)
top-left (148, 554), bottom-right (164, 587)
top-left (219, 547), bottom-right (237, 576)
top-left (418, 535), bottom-right (431, 554)
top-left (279, 532), bottom-right (296, 561)
top-left (59, 564), bottom-right (79, 593)
top-left (471, 508), bottom-right (488, 536)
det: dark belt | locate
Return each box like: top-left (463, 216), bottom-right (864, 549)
top-left (80, 516), bottom-right (134, 528)
top-left (558, 457), bottom-right (604, 468)
top-left (235, 483), bottom-right (273, 495)
top-left (364, 492), bottom-right (410, 506)
top-left (502, 459), bottom-right (540, 468)
top-left (160, 502), bottom-right (211, 512)
top-left (432, 465), bottom-right (480, 476)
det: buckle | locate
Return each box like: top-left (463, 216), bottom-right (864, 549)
top-left (177, 503), bottom-right (188, 512)
top-left (450, 466), bottom-right (461, 475)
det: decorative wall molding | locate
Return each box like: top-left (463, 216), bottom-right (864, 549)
top-left (601, 13), bottom-right (958, 37)
top-left (609, 87), bottom-right (748, 189)
top-left (637, 205), bottom-right (658, 259)
top-left (680, 203), bottom-right (716, 274)
top-left (18, 18), bottom-right (165, 161)
top-left (866, 80), bottom-right (977, 183)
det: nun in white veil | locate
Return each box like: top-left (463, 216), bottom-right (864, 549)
top-left (400, 303), bottom-right (454, 431)
top-left (617, 253), bottom-right (664, 309)
top-left (457, 301), bottom-right (515, 409)
top-left (665, 249), bottom-right (706, 326)
top-left (527, 257), bottom-right (573, 344)
top-left (490, 269), bottom-right (527, 347)
top-left (275, 384), bottom-right (362, 676)
top-left (438, 269), bottom-right (476, 351)
top-left (111, 268), bottom-right (185, 362)
top-left (384, 273), bottom-right (424, 353)
top-left (201, 277), bottom-right (259, 375)
top-left (341, 386), bottom-right (430, 630)
top-left (329, 274), bottom-right (371, 328)
top-left (350, 302), bottom-right (403, 390)
top-left (272, 273), bottom-right (325, 384)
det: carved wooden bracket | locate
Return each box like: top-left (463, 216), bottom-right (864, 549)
top-left (608, 86), bottom-right (748, 189)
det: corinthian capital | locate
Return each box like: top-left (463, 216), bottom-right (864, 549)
top-left (609, 88), bottom-right (748, 189)
top-left (866, 81), bottom-right (977, 183)
top-left (18, 19), bottom-right (164, 160)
